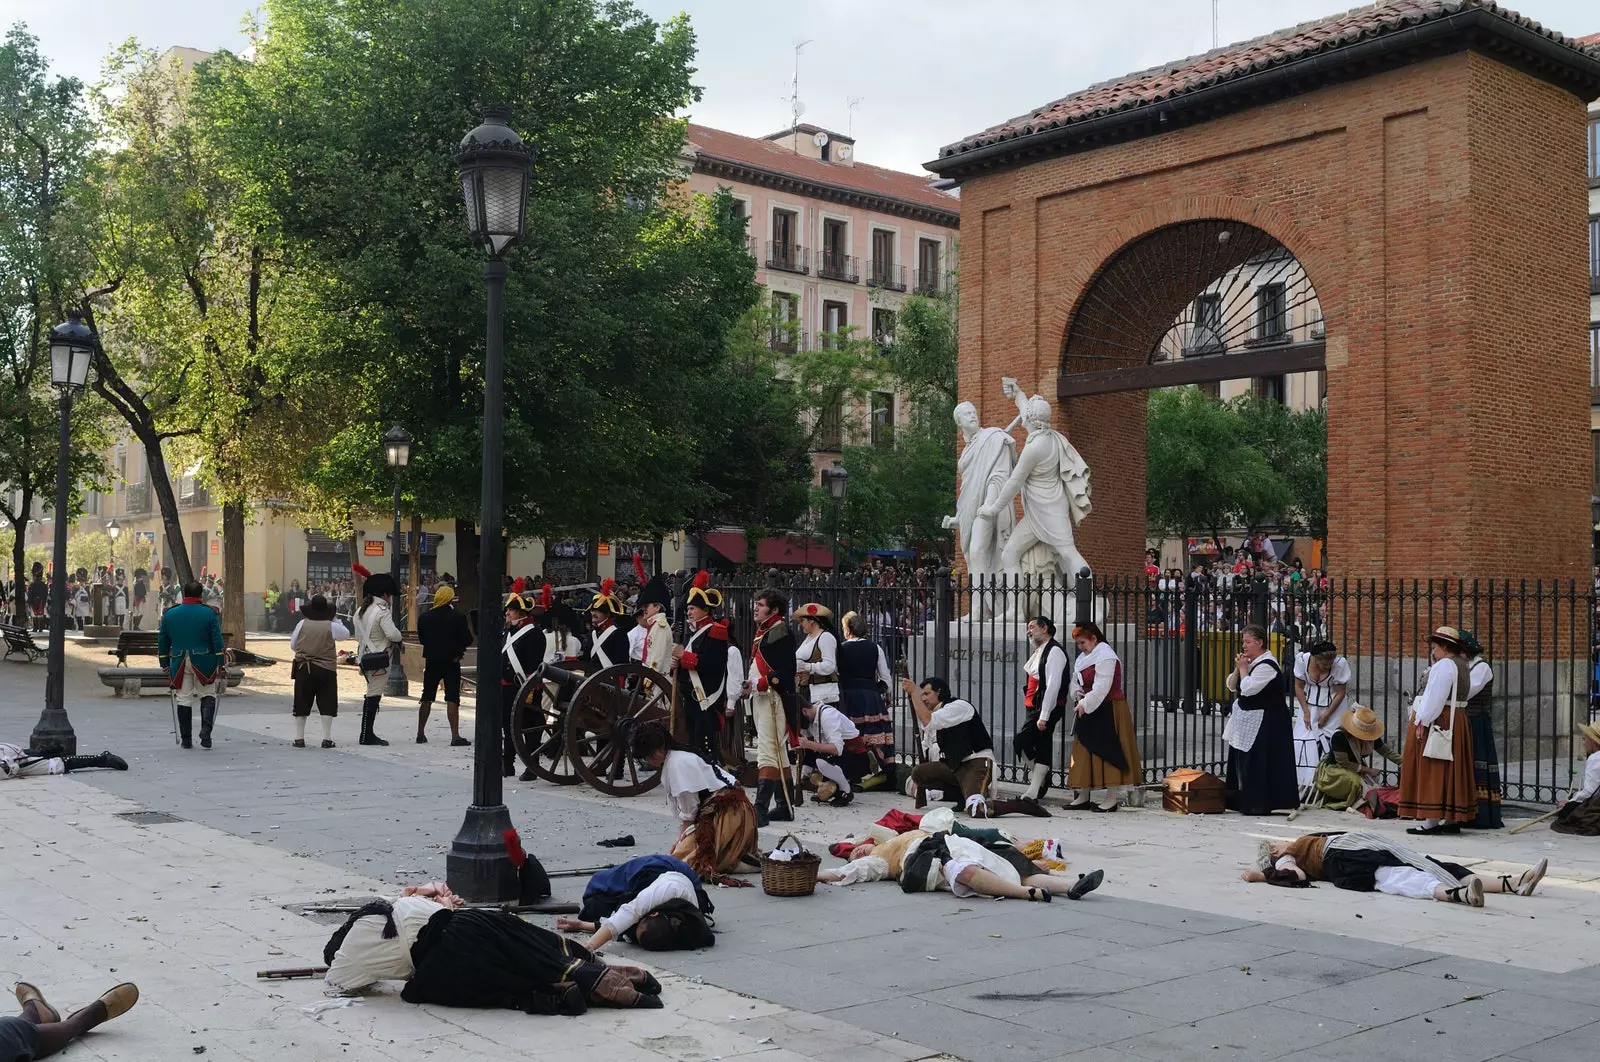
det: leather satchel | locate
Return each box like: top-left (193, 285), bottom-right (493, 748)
top-left (359, 649), bottom-right (391, 673)
top-left (1422, 677), bottom-right (1461, 762)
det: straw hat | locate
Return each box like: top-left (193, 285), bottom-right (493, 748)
top-left (794, 602), bottom-right (833, 622)
top-left (1428, 625), bottom-right (1466, 652)
top-left (1341, 705), bottom-right (1385, 743)
top-left (1578, 721), bottom-right (1600, 747)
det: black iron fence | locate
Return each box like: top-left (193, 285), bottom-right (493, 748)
top-left (711, 571), bottom-right (1598, 804)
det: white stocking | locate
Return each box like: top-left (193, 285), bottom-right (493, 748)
top-left (321, 715), bottom-right (335, 742)
top-left (293, 716), bottom-right (307, 741)
top-left (1023, 762), bottom-right (1049, 800)
top-left (815, 758), bottom-right (850, 794)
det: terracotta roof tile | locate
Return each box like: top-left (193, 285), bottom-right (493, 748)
top-left (685, 123), bottom-right (958, 217)
top-left (1575, 32), bottom-right (1600, 51)
top-left (940, 1), bottom-right (1596, 162)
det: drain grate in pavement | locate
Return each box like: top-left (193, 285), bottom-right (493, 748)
top-left (114, 810), bottom-right (186, 825)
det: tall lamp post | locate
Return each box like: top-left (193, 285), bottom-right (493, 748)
top-left (446, 106), bottom-right (532, 902)
top-left (106, 519), bottom-right (121, 628)
top-left (383, 425), bottom-right (411, 697)
top-left (822, 465), bottom-right (848, 579)
top-left (30, 312), bottom-right (97, 756)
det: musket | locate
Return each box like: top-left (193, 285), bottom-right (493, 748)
top-left (670, 568), bottom-right (690, 742)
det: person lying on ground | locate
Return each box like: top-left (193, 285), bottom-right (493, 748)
top-left (631, 722), bottom-right (761, 880)
top-left (796, 699), bottom-right (867, 807)
top-left (1239, 831), bottom-right (1547, 908)
top-left (554, 854), bottom-right (716, 952)
top-left (323, 892), bottom-right (663, 1014)
top-left (817, 829), bottom-right (931, 885)
top-left (4, 981), bottom-right (139, 1061)
top-left (900, 830), bottom-right (1105, 902)
top-left (0, 744), bottom-right (126, 780)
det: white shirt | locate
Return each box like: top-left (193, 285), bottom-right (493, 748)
top-left (544, 628), bottom-right (582, 663)
top-left (324, 896), bottom-right (444, 991)
top-left (628, 624), bottom-right (647, 662)
top-left (1228, 650), bottom-right (1281, 697)
top-left (1224, 651), bottom-right (1281, 753)
top-left (353, 599), bottom-right (403, 657)
top-left (1467, 657), bottom-right (1492, 700)
top-left (598, 871), bottom-right (698, 937)
top-left (1293, 653), bottom-right (1351, 730)
top-left (724, 646), bottom-right (745, 703)
top-left (1070, 641), bottom-right (1118, 715)
top-left (1409, 657), bottom-right (1466, 728)
top-left (806, 704), bottom-right (860, 756)
top-left (660, 749), bottom-right (737, 821)
top-left (1570, 750), bottom-right (1600, 805)
top-left (289, 618), bottom-right (350, 652)
top-left (796, 630), bottom-right (840, 704)
top-left (1024, 640), bottom-right (1069, 723)
top-left (919, 698), bottom-right (994, 763)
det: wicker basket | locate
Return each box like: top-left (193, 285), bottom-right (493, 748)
top-left (760, 833), bottom-right (821, 897)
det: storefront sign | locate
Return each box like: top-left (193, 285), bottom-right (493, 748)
top-left (362, 540), bottom-right (385, 556)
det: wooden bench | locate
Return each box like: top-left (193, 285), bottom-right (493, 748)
top-left (108, 630), bottom-right (273, 667)
top-left (2, 624), bottom-right (44, 663)
top-left (95, 666), bottom-right (245, 698)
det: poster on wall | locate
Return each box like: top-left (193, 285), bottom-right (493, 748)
top-left (543, 539), bottom-right (588, 588)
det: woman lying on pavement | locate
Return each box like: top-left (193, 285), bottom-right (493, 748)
top-left (323, 883), bottom-right (663, 1014)
top-left (4, 981), bottom-right (139, 1062)
top-left (1239, 831), bottom-right (1547, 908)
top-left (900, 830), bottom-right (1104, 902)
top-left (555, 854), bottom-right (716, 952)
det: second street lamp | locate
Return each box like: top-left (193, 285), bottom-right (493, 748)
top-left (31, 312), bottom-right (97, 757)
top-left (384, 425), bottom-right (411, 697)
top-left (822, 465), bottom-right (848, 580)
top-left (446, 105), bottom-right (533, 903)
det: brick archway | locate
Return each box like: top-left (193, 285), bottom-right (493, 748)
top-left (933, 3), bottom-right (1600, 582)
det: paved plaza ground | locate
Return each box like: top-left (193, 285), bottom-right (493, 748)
top-left (3, 640), bottom-right (1600, 1061)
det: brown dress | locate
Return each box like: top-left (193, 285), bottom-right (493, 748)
top-left (1396, 656), bottom-right (1477, 823)
top-left (1066, 647), bottom-right (1142, 790)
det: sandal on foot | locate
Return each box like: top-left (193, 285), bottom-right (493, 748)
top-left (1444, 879), bottom-right (1485, 907)
top-left (68, 983), bottom-right (139, 1024)
top-left (321, 739), bottom-right (336, 749)
top-left (1068, 869), bottom-right (1105, 901)
top-left (14, 983), bottom-right (59, 1024)
top-left (1515, 858), bottom-right (1548, 897)
top-left (1026, 886), bottom-right (1053, 903)
top-left (291, 739), bottom-right (306, 748)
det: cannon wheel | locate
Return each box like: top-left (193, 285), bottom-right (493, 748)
top-left (566, 662), bottom-right (673, 796)
top-left (510, 670), bottom-right (583, 784)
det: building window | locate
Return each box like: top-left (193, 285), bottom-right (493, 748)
top-left (1254, 375), bottom-right (1287, 404)
top-left (871, 392), bottom-right (895, 449)
top-left (819, 218), bottom-right (855, 282)
top-left (915, 238), bottom-right (943, 294)
top-left (869, 229), bottom-right (903, 290)
top-left (1591, 322), bottom-right (1600, 392)
top-left (818, 404), bottom-right (843, 451)
top-left (872, 308), bottom-right (896, 351)
top-left (770, 292), bottom-right (801, 353)
top-left (1254, 283), bottom-right (1288, 343)
top-left (768, 208), bottom-right (806, 273)
top-left (730, 198), bottom-right (746, 219)
top-left (84, 491), bottom-right (100, 516)
top-left (1589, 116), bottom-right (1600, 184)
top-left (1189, 293), bottom-right (1225, 355)
top-left (822, 300), bottom-right (848, 348)
top-left (114, 449), bottom-right (127, 489)
top-left (1590, 217), bottom-right (1599, 294)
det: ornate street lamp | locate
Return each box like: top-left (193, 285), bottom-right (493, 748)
top-left (822, 465), bottom-right (849, 579)
top-left (31, 313), bottom-right (97, 756)
top-left (383, 425), bottom-right (412, 696)
top-left (447, 106), bottom-right (533, 903)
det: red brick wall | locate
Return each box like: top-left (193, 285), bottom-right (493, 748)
top-left (956, 52), bottom-right (1592, 582)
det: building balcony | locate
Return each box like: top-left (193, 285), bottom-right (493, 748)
top-left (913, 268), bottom-right (948, 296)
top-left (125, 482), bottom-right (152, 516)
top-left (766, 241), bottom-right (809, 275)
top-left (182, 485), bottom-right (211, 508)
top-left (818, 250), bottom-right (859, 283)
top-left (769, 328), bottom-right (809, 355)
top-left (867, 260), bottom-right (906, 292)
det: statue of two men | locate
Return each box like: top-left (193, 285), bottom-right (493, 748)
top-left (946, 378), bottom-right (1092, 587)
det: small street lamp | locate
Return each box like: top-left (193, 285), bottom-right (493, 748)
top-left (821, 465), bottom-right (849, 579)
top-left (383, 426), bottom-right (411, 697)
top-left (107, 517), bottom-right (120, 573)
top-left (447, 105), bottom-right (533, 903)
top-left (31, 312), bottom-right (97, 756)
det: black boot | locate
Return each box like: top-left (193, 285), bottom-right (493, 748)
top-left (754, 780), bottom-right (773, 828)
top-left (63, 751), bottom-right (128, 772)
top-left (177, 705), bottom-right (193, 749)
top-left (359, 696), bottom-right (388, 746)
top-left (199, 697), bottom-right (217, 749)
top-left (768, 778), bottom-right (795, 823)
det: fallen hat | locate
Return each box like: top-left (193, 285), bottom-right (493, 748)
top-left (1341, 705), bottom-right (1384, 743)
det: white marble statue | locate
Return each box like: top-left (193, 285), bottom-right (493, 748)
top-left (978, 378), bottom-right (1092, 588)
top-left (943, 401), bottom-right (1017, 581)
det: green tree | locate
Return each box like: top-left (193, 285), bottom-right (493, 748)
top-left (1146, 386), bottom-right (1291, 547)
top-left (1231, 393), bottom-right (1327, 539)
top-left (0, 26), bottom-right (110, 622)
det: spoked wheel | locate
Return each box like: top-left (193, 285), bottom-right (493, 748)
top-left (566, 662), bottom-right (674, 796)
top-left (510, 670), bottom-right (583, 784)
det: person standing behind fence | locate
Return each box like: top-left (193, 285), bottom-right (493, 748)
top-left (351, 566), bottom-right (403, 747)
top-left (836, 611), bottom-right (896, 790)
top-left (289, 595), bottom-right (348, 748)
top-left (416, 583), bottom-right (474, 747)
top-left (1292, 641), bottom-right (1350, 788)
top-left (1223, 624), bottom-right (1298, 815)
top-left (1397, 626), bottom-right (1478, 836)
top-left (159, 580), bottom-right (228, 750)
top-left (1064, 622), bottom-right (1141, 812)
top-left (1014, 616), bottom-right (1069, 813)
top-left (1456, 630), bottom-right (1502, 829)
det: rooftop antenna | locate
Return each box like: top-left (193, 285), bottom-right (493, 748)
top-left (1212, 0), bottom-right (1219, 49)
top-left (847, 95), bottom-right (863, 139)
top-left (790, 39), bottom-right (812, 153)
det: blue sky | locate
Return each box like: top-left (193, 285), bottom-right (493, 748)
top-left (5, 1), bottom-right (1596, 173)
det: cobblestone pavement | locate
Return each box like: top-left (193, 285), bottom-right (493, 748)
top-left (2, 643), bottom-right (1598, 1061)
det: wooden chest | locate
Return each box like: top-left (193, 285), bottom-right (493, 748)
top-left (1162, 768), bottom-right (1226, 814)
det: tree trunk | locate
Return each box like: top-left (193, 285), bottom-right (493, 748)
top-left (407, 513), bottom-right (422, 633)
top-left (347, 532), bottom-right (363, 600)
top-left (140, 434), bottom-right (193, 586)
top-left (454, 517), bottom-right (478, 631)
top-left (222, 502), bottom-right (246, 649)
top-left (9, 501), bottom-right (28, 626)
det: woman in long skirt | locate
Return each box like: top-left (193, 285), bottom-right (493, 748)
top-left (836, 611), bottom-right (897, 788)
top-left (1458, 630), bottom-right (1502, 829)
top-left (633, 722), bottom-right (759, 879)
top-left (1292, 641), bottom-right (1350, 788)
top-left (1063, 622), bottom-right (1141, 811)
top-left (1305, 706), bottom-right (1400, 811)
top-left (1223, 625), bottom-right (1299, 815)
top-left (1397, 626), bottom-right (1478, 836)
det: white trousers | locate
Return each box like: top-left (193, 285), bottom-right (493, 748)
top-left (1374, 866), bottom-right (1442, 900)
top-left (751, 690), bottom-right (787, 771)
top-left (173, 667), bottom-right (218, 709)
